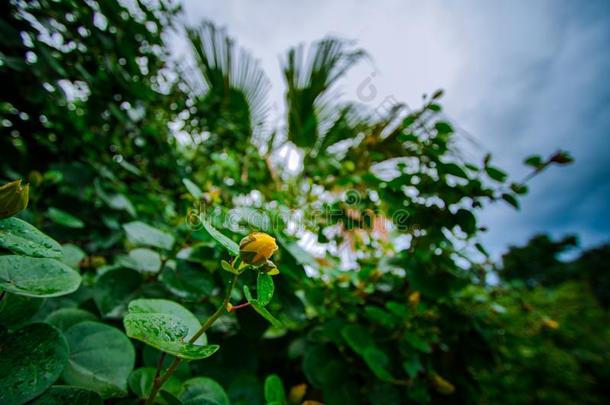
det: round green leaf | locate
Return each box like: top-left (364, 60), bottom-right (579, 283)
top-left (45, 308), bottom-right (98, 331)
top-left (127, 298), bottom-right (206, 344)
top-left (93, 268), bottom-right (142, 318)
top-left (124, 313), bottom-right (219, 360)
top-left (62, 321), bottom-right (135, 398)
top-left (179, 377), bottom-right (229, 405)
top-left (128, 367), bottom-right (181, 399)
top-left (0, 323), bottom-right (69, 404)
top-left (30, 386), bottom-right (103, 405)
top-left (0, 292), bottom-right (44, 328)
top-left (0, 217), bottom-right (63, 258)
top-left (0, 256), bottom-right (81, 297)
top-left (60, 244), bottom-right (85, 269)
top-left (122, 221), bottom-right (174, 250)
top-left (124, 298), bottom-right (218, 360)
top-left (119, 248), bottom-right (162, 273)
top-left (160, 260), bottom-right (214, 301)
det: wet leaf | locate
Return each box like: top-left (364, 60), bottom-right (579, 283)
top-left (62, 321), bottom-right (135, 398)
top-left (257, 272), bottom-right (274, 306)
top-left (0, 256), bottom-right (81, 297)
top-left (0, 323), bottom-right (69, 404)
top-left (0, 217), bottom-right (63, 258)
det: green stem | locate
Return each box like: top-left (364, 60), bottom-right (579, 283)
top-left (145, 273), bottom-right (239, 405)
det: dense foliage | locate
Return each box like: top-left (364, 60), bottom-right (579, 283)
top-left (1, 1), bottom-right (608, 404)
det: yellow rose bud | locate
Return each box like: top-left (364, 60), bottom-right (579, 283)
top-left (0, 179), bottom-right (29, 219)
top-left (239, 232), bottom-right (278, 266)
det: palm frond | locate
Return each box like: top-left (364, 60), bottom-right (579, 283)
top-left (282, 38), bottom-right (365, 149)
top-left (184, 21), bottom-right (270, 145)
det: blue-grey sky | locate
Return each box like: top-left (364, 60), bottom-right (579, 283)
top-left (176, 0), bottom-right (610, 255)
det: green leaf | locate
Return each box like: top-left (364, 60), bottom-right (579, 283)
top-left (363, 347), bottom-right (393, 380)
top-left (124, 313), bottom-right (219, 360)
top-left (202, 219), bottom-right (239, 256)
top-left (126, 298), bottom-right (206, 344)
top-left (93, 268), bottom-right (142, 318)
top-left (47, 207), bottom-right (85, 229)
top-left (62, 321), bottom-right (135, 398)
top-left (221, 259), bottom-right (239, 274)
top-left (161, 390), bottom-right (185, 405)
top-left (257, 272), bottom-right (274, 306)
top-left (123, 299), bottom-right (218, 360)
top-left (342, 324), bottom-right (374, 355)
top-left (123, 221), bottom-right (175, 250)
top-left (404, 332), bottom-right (432, 353)
top-left (434, 121), bottom-right (453, 134)
top-left (510, 183), bottom-right (529, 195)
top-left (30, 386), bottom-right (103, 405)
top-left (0, 292), bottom-right (43, 328)
top-left (251, 302), bottom-right (282, 328)
top-left (45, 308), bottom-right (98, 331)
top-left (119, 248), bottom-right (162, 273)
top-left (264, 374), bottom-right (286, 403)
top-left (524, 154), bottom-right (544, 168)
top-left (475, 242), bottom-right (489, 258)
top-left (0, 323), bottom-right (69, 404)
top-left (60, 244), bottom-right (86, 269)
top-left (182, 178), bottom-right (203, 199)
top-left (402, 356), bottom-right (423, 378)
top-left (364, 306), bottom-right (397, 328)
top-left (244, 287), bottom-right (282, 327)
top-left (128, 367), bottom-right (181, 399)
top-left (485, 166), bottom-right (508, 182)
top-left (455, 209), bottom-right (476, 234)
top-left (0, 217), bottom-right (63, 258)
top-left (0, 256), bottom-right (81, 297)
top-left (502, 193), bottom-right (520, 209)
top-left (160, 260), bottom-right (215, 302)
top-left (440, 163), bottom-right (468, 179)
top-left (179, 377), bottom-right (230, 405)
top-left (427, 103), bottom-right (442, 112)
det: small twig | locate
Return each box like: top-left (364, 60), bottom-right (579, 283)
top-left (227, 302), bottom-right (250, 312)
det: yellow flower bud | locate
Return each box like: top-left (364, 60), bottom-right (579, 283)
top-left (239, 232), bottom-right (278, 266)
top-left (0, 179), bottom-right (29, 219)
top-left (288, 383), bottom-right (307, 403)
top-left (409, 291), bottom-right (421, 307)
top-left (431, 374), bottom-right (455, 395)
top-left (542, 318), bottom-right (559, 330)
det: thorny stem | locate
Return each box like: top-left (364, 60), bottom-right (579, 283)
top-left (145, 272), bottom-right (239, 405)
